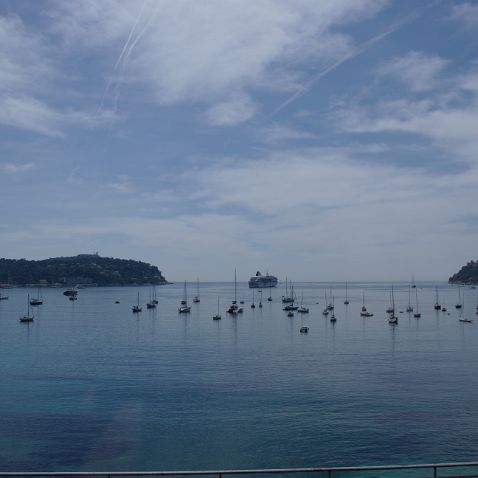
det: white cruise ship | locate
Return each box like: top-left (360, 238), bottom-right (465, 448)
top-left (248, 271), bottom-right (278, 289)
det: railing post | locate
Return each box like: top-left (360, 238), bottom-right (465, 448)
top-left (328, 470), bottom-right (332, 478)
top-left (432, 466), bottom-right (437, 478)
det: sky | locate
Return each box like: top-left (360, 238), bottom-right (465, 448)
top-left (1, 0), bottom-right (478, 282)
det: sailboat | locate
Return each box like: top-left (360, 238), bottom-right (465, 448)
top-left (152, 286), bottom-right (159, 305)
top-left (406, 285), bottom-right (413, 312)
top-left (193, 278), bottom-right (200, 303)
top-left (283, 283), bottom-right (298, 310)
top-left (213, 296), bottom-right (221, 320)
top-left (344, 281), bottom-right (349, 305)
top-left (20, 294), bottom-right (34, 322)
top-left (132, 292), bottom-right (142, 313)
top-left (459, 291), bottom-right (473, 323)
top-left (0, 291), bottom-right (8, 300)
top-left (385, 288), bottom-right (395, 314)
top-left (411, 273), bottom-right (416, 288)
top-left (30, 287), bottom-right (43, 306)
top-left (434, 287), bottom-right (441, 310)
top-left (267, 285), bottom-right (272, 302)
top-left (413, 287), bottom-right (421, 318)
top-left (282, 278), bottom-right (294, 303)
top-left (322, 288), bottom-right (329, 316)
top-left (147, 287), bottom-right (157, 309)
top-left (360, 292), bottom-right (373, 317)
top-left (251, 290), bottom-right (256, 308)
top-left (297, 292), bottom-right (309, 313)
top-left (388, 286), bottom-right (398, 324)
top-left (330, 297), bottom-right (337, 322)
top-left (178, 281), bottom-right (191, 313)
top-left (227, 269), bottom-right (241, 314)
top-left (455, 286), bottom-right (462, 309)
top-left (258, 289), bottom-right (263, 308)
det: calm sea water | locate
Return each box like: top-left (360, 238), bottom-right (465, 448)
top-left (1, 281), bottom-right (477, 471)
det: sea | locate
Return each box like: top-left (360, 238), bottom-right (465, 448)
top-left (1, 281), bottom-right (477, 472)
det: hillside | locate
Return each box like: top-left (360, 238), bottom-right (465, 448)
top-left (0, 254), bottom-right (167, 286)
top-left (449, 260), bottom-right (478, 284)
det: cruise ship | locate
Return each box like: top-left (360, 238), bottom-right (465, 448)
top-left (248, 271), bottom-right (278, 289)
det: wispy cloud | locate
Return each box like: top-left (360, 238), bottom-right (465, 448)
top-left (376, 51), bottom-right (449, 92)
top-left (450, 2), bottom-right (478, 30)
top-left (0, 162), bottom-right (34, 174)
top-left (205, 93), bottom-right (257, 126)
top-left (49, 0), bottom-right (388, 123)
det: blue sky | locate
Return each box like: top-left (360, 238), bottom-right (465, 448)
top-left (1, 0), bottom-right (478, 281)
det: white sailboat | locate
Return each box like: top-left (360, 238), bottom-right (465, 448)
top-left (406, 284), bottom-right (413, 312)
top-left (388, 286), bottom-right (398, 324)
top-left (413, 287), bottom-right (421, 318)
top-left (213, 296), bottom-right (221, 320)
top-left (147, 287), bottom-right (157, 309)
top-left (297, 292), bottom-right (309, 313)
top-left (360, 292), bottom-right (373, 317)
top-left (20, 294), bottom-right (34, 322)
top-left (227, 269), bottom-right (241, 314)
top-left (193, 278), bottom-right (200, 303)
top-left (30, 287), bottom-right (43, 306)
top-left (282, 277), bottom-right (294, 303)
top-left (178, 281), bottom-right (191, 313)
top-left (459, 291), bottom-right (473, 323)
top-left (132, 292), bottom-right (142, 313)
top-left (152, 286), bottom-right (159, 305)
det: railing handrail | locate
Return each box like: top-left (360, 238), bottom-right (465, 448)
top-left (1, 461), bottom-right (478, 476)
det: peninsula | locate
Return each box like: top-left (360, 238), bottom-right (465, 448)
top-left (449, 260), bottom-right (478, 284)
top-left (0, 254), bottom-right (167, 287)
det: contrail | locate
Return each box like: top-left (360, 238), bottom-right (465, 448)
top-left (113, 0), bottom-right (149, 72)
top-left (269, 11), bottom-right (419, 117)
top-left (97, 0), bottom-right (151, 117)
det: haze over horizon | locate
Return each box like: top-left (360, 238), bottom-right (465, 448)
top-left (1, 0), bottom-right (478, 282)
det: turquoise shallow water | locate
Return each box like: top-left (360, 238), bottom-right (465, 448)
top-left (0, 282), bottom-right (477, 471)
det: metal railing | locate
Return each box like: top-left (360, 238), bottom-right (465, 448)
top-left (1, 462), bottom-right (478, 478)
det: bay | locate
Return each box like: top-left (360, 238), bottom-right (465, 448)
top-left (0, 282), bottom-right (477, 471)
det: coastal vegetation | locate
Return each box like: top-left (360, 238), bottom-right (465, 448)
top-left (449, 260), bottom-right (478, 284)
top-left (0, 254), bottom-right (167, 286)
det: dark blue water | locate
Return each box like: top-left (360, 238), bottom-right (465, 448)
top-left (1, 282), bottom-right (477, 471)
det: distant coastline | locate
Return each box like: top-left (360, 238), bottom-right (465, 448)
top-left (0, 254), bottom-right (168, 287)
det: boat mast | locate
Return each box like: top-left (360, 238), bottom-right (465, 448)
top-left (234, 269), bottom-right (237, 304)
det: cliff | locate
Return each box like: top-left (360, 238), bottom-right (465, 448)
top-left (0, 254), bottom-right (167, 286)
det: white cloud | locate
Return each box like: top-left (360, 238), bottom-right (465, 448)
top-left (336, 67), bottom-right (478, 165)
top-left (205, 93), bottom-right (257, 126)
top-left (0, 14), bottom-right (117, 135)
top-left (259, 123), bottom-right (317, 143)
top-left (106, 175), bottom-right (134, 193)
top-left (450, 2), bottom-right (478, 30)
top-left (377, 51), bottom-right (449, 92)
top-left (0, 162), bottom-right (34, 174)
top-left (0, 95), bottom-right (117, 136)
top-left (4, 147), bottom-right (478, 280)
top-left (49, 0), bottom-right (387, 122)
